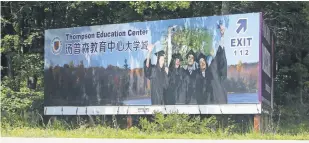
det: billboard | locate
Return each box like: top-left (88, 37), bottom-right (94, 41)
top-left (44, 13), bottom-right (263, 114)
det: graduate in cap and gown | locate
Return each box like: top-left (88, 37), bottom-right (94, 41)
top-left (144, 44), bottom-right (169, 105)
top-left (207, 20), bottom-right (228, 104)
top-left (164, 53), bottom-right (187, 105)
top-left (183, 50), bottom-right (198, 104)
top-left (195, 53), bottom-right (213, 104)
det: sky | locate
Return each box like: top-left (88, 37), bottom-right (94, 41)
top-left (44, 12), bottom-right (260, 69)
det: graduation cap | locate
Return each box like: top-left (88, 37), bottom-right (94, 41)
top-left (186, 50), bottom-right (196, 59)
top-left (154, 50), bottom-right (165, 57)
top-left (172, 53), bottom-right (182, 61)
top-left (219, 20), bottom-right (223, 25)
top-left (217, 20), bottom-right (224, 29)
top-left (197, 53), bottom-right (207, 61)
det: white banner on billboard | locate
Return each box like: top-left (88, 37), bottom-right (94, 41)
top-left (45, 104), bottom-right (262, 115)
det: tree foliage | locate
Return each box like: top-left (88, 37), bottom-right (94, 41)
top-left (172, 28), bottom-right (213, 56)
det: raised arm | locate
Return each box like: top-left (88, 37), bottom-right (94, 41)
top-left (144, 44), bottom-right (155, 79)
top-left (146, 44), bottom-right (154, 68)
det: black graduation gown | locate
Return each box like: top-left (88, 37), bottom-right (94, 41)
top-left (144, 60), bottom-right (169, 105)
top-left (165, 67), bottom-right (187, 105)
top-left (208, 45), bottom-right (228, 104)
top-left (184, 69), bottom-right (197, 104)
top-left (195, 69), bottom-right (213, 105)
top-left (217, 46), bottom-right (227, 82)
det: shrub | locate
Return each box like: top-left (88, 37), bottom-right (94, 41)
top-left (138, 112), bottom-right (218, 134)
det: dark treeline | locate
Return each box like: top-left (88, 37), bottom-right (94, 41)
top-left (44, 60), bottom-right (257, 106)
top-left (44, 61), bottom-right (148, 106)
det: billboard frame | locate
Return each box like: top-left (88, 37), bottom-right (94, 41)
top-left (43, 12), bottom-right (266, 116)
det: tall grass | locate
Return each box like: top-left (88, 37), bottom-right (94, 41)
top-left (2, 127), bottom-right (309, 140)
top-left (1, 111), bottom-right (309, 140)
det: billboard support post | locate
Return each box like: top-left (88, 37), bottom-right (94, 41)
top-left (127, 115), bottom-right (133, 128)
top-left (254, 114), bottom-right (261, 132)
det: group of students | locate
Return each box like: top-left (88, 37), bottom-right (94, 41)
top-left (144, 44), bottom-right (228, 105)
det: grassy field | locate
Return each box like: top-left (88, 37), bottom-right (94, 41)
top-left (2, 126), bottom-right (309, 140)
top-left (1, 112), bottom-right (309, 140)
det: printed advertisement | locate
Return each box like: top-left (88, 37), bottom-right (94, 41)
top-left (44, 13), bottom-right (261, 106)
